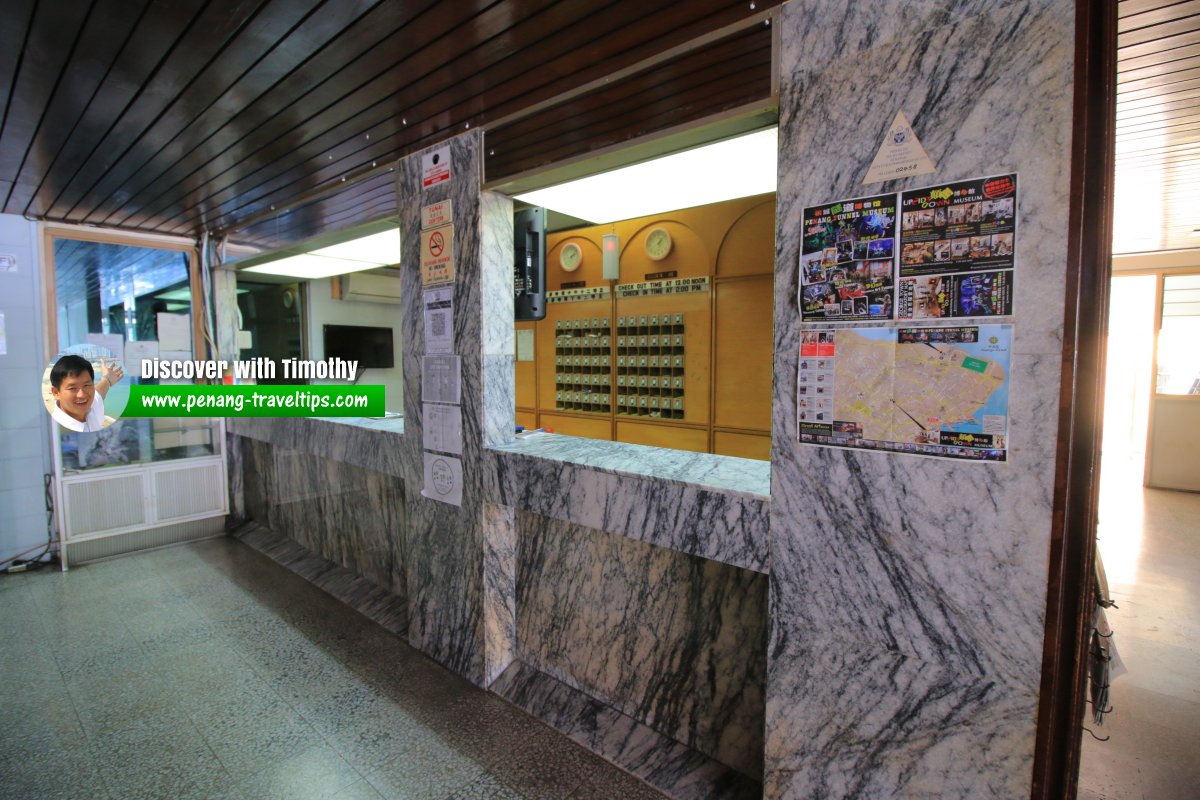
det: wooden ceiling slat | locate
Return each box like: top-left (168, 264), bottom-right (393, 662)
top-left (1115, 109), bottom-right (1200, 132)
top-left (8, 0), bottom-right (210, 218)
top-left (39, 0), bottom-right (279, 221)
top-left (1116, 64), bottom-right (1200, 92)
top-left (1117, 26), bottom-right (1200, 59)
top-left (1118, 14), bottom-right (1200, 48)
top-left (162, 1), bottom-right (776, 235)
top-left (1117, 74), bottom-right (1200, 102)
top-left (1115, 130), bottom-right (1200, 156)
top-left (94, 0), bottom-right (435, 229)
top-left (9, 0), bottom-right (781, 237)
top-left (0, 0), bottom-right (36, 150)
top-left (1119, 0), bottom-right (1196, 18)
top-left (1117, 52), bottom-right (1200, 83)
top-left (58, 0), bottom-right (338, 225)
top-left (1115, 112), bottom-right (1200, 135)
top-left (490, 74), bottom-right (767, 180)
top-left (1119, 1), bottom-right (1200, 33)
top-left (78, 0), bottom-right (387, 227)
top-left (0, 1), bottom-right (93, 208)
top-left (487, 37), bottom-right (771, 179)
top-left (1113, 92), bottom-right (1200, 120)
top-left (166, 0), bottom-right (716, 233)
top-left (2, 0), bottom-right (153, 216)
top-left (1118, 39), bottom-right (1200, 69)
top-left (111, 0), bottom-right (562, 231)
top-left (1117, 83), bottom-right (1200, 111)
top-left (490, 28), bottom-right (766, 153)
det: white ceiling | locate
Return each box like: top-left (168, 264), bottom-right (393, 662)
top-left (1113, 0), bottom-right (1200, 254)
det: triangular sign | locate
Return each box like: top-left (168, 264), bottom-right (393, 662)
top-left (863, 111), bottom-right (936, 184)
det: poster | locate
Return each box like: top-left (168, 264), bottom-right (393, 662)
top-left (799, 193), bottom-right (897, 321)
top-left (422, 286), bottom-right (454, 354)
top-left (897, 174), bottom-right (1017, 319)
top-left (0, 312), bottom-right (5, 355)
top-left (797, 324), bottom-right (1011, 461)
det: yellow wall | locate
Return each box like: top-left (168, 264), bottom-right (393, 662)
top-left (515, 193), bottom-right (775, 459)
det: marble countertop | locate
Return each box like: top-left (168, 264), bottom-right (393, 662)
top-left (490, 433), bottom-right (771, 500)
top-left (315, 414), bottom-right (406, 434)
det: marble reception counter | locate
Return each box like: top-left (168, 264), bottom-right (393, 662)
top-left (228, 411), bottom-right (771, 798)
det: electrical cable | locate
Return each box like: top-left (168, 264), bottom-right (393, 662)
top-left (1, 474), bottom-right (59, 573)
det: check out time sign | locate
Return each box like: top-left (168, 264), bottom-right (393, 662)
top-left (420, 224), bottom-right (455, 286)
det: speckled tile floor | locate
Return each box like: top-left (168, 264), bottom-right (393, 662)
top-left (0, 537), bottom-right (669, 800)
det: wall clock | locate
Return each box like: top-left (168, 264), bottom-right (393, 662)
top-left (645, 227), bottom-right (673, 261)
top-left (559, 241), bottom-right (583, 272)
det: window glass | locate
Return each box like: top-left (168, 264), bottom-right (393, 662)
top-left (1156, 274), bottom-right (1200, 395)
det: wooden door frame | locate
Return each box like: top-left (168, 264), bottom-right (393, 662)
top-left (1030, 1), bottom-right (1118, 797)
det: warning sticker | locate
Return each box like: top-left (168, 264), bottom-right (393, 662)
top-left (422, 146), bottom-right (451, 189)
top-left (420, 224), bottom-right (455, 286)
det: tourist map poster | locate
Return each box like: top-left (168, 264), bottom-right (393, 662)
top-left (797, 324), bottom-right (1011, 461)
top-left (800, 193), bottom-right (897, 322)
top-left (897, 174), bottom-right (1017, 320)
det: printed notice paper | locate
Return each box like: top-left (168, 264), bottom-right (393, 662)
top-left (421, 354), bottom-right (461, 404)
top-left (0, 312), bottom-right (5, 355)
top-left (516, 328), bottom-right (534, 362)
top-left (422, 402), bottom-right (463, 455)
top-left (421, 452), bottom-right (463, 506)
top-left (422, 286), bottom-right (454, 354)
top-left (421, 200), bottom-right (452, 229)
top-left (157, 312), bottom-right (192, 351)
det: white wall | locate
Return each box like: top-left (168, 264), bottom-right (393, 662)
top-left (305, 277), bottom-right (403, 412)
top-left (0, 215), bottom-right (53, 567)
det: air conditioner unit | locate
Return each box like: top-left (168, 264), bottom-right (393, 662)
top-left (342, 272), bottom-right (401, 304)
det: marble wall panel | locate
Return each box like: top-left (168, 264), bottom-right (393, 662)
top-left (238, 438), bottom-right (405, 599)
top-left (516, 511), bottom-right (768, 780)
top-left (397, 132), bottom-right (516, 684)
top-left (768, 2), bottom-right (1075, 797)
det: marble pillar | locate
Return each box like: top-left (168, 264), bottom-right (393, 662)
top-left (397, 132), bottom-right (517, 685)
top-left (767, 2), bottom-right (1075, 798)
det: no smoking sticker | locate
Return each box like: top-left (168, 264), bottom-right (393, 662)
top-left (420, 224), bottom-right (455, 286)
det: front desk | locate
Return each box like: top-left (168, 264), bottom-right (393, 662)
top-left (229, 414), bottom-right (771, 797)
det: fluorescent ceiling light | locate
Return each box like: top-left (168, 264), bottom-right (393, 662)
top-left (515, 128), bottom-right (777, 224)
top-left (311, 229), bottom-right (400, 264)
top-left (243, 254), bottom-right (381, 280)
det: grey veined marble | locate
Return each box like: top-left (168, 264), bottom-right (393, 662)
top-left (767, 2), bottom-right (1076, 798)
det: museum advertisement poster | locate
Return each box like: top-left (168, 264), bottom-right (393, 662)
top-left (897, 174), bottom-right (1017, 320)
top-left (799, 193), bottom-right (898, 322)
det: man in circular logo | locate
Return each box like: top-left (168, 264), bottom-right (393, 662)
top-left (48, 354), bottom-right (124, 432)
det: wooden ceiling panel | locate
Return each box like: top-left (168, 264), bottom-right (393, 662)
top-left (1115, 0), bottom-right (1200, 252)
top-left (0, 0), bottom-right (782, 239)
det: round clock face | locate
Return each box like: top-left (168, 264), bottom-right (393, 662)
top-left (559, 242), bottom-right (583, 272)
top-left (645, 227), bottom-right (672, 261)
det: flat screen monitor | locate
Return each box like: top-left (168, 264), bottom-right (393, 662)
top-left (323, 324), bottom-right (394, 368)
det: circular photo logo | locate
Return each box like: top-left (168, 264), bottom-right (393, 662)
top-left (42, 344), bottom-right (127, 432)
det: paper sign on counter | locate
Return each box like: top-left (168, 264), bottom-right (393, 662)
top-left (422, 402), bottom-right (463, 455)
top-left (421, 452), bottom-right (463, 506)
top-left (423, 286), bottom-right (454, 354)
top-left (0, 312), bottom-right (6, 355)
top-left (421, 354), bottom-right (461, 404)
